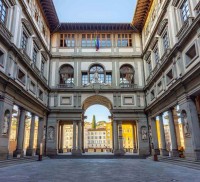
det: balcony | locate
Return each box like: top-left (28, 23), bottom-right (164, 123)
top-left (119, 83), bottom-right (137, 89)
top-left (57, 83), bottom-right (75, 88)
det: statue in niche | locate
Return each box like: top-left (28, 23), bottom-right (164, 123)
top-left (91, 70), bottom-right (102, 84)
top-left (141, 127), bottom-right (148, 140)
top-left (2, 111), bottom-right (10, 135)
top-left (182, 111), bottom-right (190, 137)
top-left (47, 126), bottom-right (54, 141)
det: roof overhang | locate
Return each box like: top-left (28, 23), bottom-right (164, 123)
top-left (58, 23), bottom-right (138, 33)
top-left (39, 0), bottom-right (60, 32)
top-left (132, 0), bottom-right (153, 31)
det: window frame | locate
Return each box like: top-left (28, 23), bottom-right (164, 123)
top-left (180, 0), bottom-right (190, 23)
top-left (117, 33), bottom-right (132, 47)
top-left (60, 33), bottom-right (75, 48)
top-left (0, 0), bottom-right (8, 25)
top-left (17, 68), bottom-right (26, 85)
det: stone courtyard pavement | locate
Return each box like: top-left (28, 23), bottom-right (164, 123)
top-left (0, 159), bottom-right (199, 182)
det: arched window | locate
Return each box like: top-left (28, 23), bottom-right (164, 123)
top-left (81, 64), bottom-right (112, 85)
top-left (89, 64), bottom-right (105, 83)
top-left (59, 64), bottom-right (74, 86)
top-left (120, 64), bottom-right (135, 88)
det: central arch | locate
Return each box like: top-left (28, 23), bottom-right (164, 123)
top-left (82, 95), bottom-right (113, 111)
top-left (82, 95), bottom-right (113, 154)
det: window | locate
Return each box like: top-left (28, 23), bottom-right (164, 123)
top-left (150, 90), bottom-right (155, 100)
top-left (29, 81), bottom-right (36, 93)
top-left (163, 32), bottom-right (170, 50)
top-left (117, 34), bottom-right (132, 47)
top-left (0, 0), bottom-right (7, 24)
top-left (17, 69), bottom-right (26, 84)
top-left (120, 64), bottom-right (134, 87)
top-left (185, 44), bottom-right (197, 65)
top-left (38, 89), bottom-right (43, 100)
top-left (32, 47), bottom-right (38, 64)
top-left (41, 58), bottom-right (45, 76)
top-left (89, 64), bottom-right (105, 83)
top-left (21, 32), bottom-right (28, 50)
top-left (81, 34), bottom-right (111, 47)
top-left (166, 69), bottom-right (173, 84)
top-left (154, 46), bottom-right (160, 63)
top-left (82, 72), bottom-right (88, 85)
top-left (60, 34), bottom-right (75, 47)
top-left (106, 73), bottom-right (112, 85)
top-left (0, 50), bottom-right (4, 66)
top-left (59, 64), bottom-right (74, 84)
top-left (157, 81), bottom-right (163, 93)
top-left (181, 0), bottom-right (190, 22)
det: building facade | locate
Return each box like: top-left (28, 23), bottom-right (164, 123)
top-left (0, 0), bottom-right (199, 160)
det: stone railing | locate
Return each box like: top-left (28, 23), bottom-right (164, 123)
top-left (0, 22), bottom-right (12, 40)
top-left (119, 83), bottom-right (137, 89)
top-left (57, 83), bottom-right (75, 88)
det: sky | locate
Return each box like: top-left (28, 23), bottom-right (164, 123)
top-left (85, 105), bottom-right (111, 122)
top-left (53, 0), bottom-right (136, 23)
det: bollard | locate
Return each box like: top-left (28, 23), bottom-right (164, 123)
top-left (38, 142), bottom-right (43, 161)
top-left (153, 154), bottom-right (158, 161)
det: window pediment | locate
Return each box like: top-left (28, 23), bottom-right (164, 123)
top-left (33, 37), bottom-right (42, 50)
top-left (22, 18), bottom-right (34, 35)
top-left (157, 19), bottom-right (168, 36)
top-left (41, 51), bottom-right (48, 61)
top-left (144, 51), bottom-right (151, 61)
top-left (172, 0), bottom-right (179, 7)
top-left (150, 37), bottom-right (159, 50)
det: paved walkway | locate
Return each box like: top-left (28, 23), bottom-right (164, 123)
top-left (0, 159), bottom-right (199, 182)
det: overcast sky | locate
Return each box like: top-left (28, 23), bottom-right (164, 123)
top-left (53, 0), bottom-right (136, 23)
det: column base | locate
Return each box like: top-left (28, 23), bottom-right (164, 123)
top-left (114, 149), bottom-right (125, 156)
top-left (72, 149), bottom-right (82, 156)
top-left (133, 149), bottom-right (138, 153)
top-left (13, 149), bottom-right (24, 158)
top-left (26, 149), bottom-right (35, 156)
top-left (160, 149), bottom-right (169, 156)
top-left (152, 149), bottom-right (160, 155)
top-left (58, 149), bottom-right (63, 153)
top-left (170, 149), bottom-right (179, 157)
top-left (194, 149), bottom-right (200, 161)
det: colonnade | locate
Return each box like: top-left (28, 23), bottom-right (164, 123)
top-left (12, 107), bottom-right (46, 157)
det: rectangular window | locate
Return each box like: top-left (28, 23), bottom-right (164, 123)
top-left (21, 32), bottom-right (28, 50)
top-left (106, 73), bottom-right (112, 84)
top-left (38, 89), bottom-right (43, 100)
top-left (0, 0), bottom-right (7, 24)
top-left (166, 69), bottom-right (173, 84)
top-left (157, 81), bottom-right (163, 93)
top-left (181, 0), bottom-right (190, 22)
top-left (0, 50), bottom-right (4, 67)
top-left (32, 47), bottom-right (37, 64)
top-left (17, 69), bottom-right (26, 84)
top-left (117, 34), bottom-right (132, 47)
top-left (29, 81), bottom-right (36, 93)
top-left (163, 32), bottom-right (169, 50)
top-left (150, 90), bottom-right (155, 100)
top-left (60, 34), bottom-right (75, 47)
top-left (154, 46), bottom-right (160, 63)
top-left (185, 44), bottom-right (197, 65)
top-left (82, 72), bottom-right (88, 85)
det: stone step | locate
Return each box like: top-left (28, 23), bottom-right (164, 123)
top-left (147, 156), bottom-right (200, 170)
top-left (49, 155), bottom-right (146, 159)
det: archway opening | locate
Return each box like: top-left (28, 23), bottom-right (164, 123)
top-left (83, 104), bottom-right (112, 153)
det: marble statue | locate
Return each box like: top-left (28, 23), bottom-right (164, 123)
top-left (2, 112), bottom-right (10, 135)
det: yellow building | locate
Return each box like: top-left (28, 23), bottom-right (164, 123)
top-left (106, 122), bottom-right (112, 150)
top-left (122, 123), bottom-right (133, 151)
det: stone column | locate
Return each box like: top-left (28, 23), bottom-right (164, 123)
top-left (150, 117), bottom-right (160, 155)
top-left (13, 108), bottom-right (26, 157)
top-left (114, 121), bottom-right (125, 155)
top-left (168, 109), bottom-right (179, 157)
top-left (26, 114), bottom-right (36, 156)
top-left (36, 117), bottom-right (44, 155)
top-left (59, 124), bottom-right (64, 153)
top-left (113, 120), bottom-right (119, 152)
top-left (77, 121), bottom-right (82, 153)
top-left (72, 121), bottom-right (81, 155)
top-left (159, 114), bottom-right (169, 156)
top-left (132, 124), bottom-right (137, 153)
